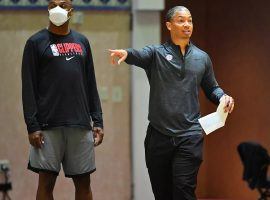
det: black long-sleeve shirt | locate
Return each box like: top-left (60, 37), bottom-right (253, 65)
top-left (22, 29), bottom-right (103, 134)
top-left (125, 41), bottom-right (224, 136)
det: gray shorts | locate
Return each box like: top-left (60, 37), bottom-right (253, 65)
top-left (28, 127), bottom-right (95, 177)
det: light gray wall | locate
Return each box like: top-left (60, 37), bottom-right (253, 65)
top-left (131, 1), bottom-right (164, 199)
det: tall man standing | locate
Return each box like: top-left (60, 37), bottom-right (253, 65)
top-left (109, 6), bottom-right (234, 200)
top-left (22, 0), bottom-right (104, 199)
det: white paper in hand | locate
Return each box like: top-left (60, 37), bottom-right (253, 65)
top-left (198, 98), bottom-right (228, 135)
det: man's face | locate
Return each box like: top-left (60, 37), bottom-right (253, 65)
top-left (48, 0), bottom-right (73, 13)
top-left (166, 10), bottom-right (193, 40)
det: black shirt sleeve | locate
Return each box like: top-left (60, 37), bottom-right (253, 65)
top-left (201, 54), bottom-right (225, 105)
top-left (125, 46), bottom-right (154, 70)
top-left (21, 39), bottom-right (41, 134)
top-left (85, 40), bottom-right (103, 128)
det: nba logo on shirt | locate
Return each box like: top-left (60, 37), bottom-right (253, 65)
top-left (50, 44), bottom-right (60, 56)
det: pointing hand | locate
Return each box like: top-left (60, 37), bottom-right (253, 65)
top-left (109, 49), bottom-right (128, 65)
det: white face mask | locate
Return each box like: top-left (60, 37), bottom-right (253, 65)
top-left (49, 6), bottom-right (70, 27)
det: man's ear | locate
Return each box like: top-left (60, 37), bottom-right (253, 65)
top-left (166, 22), bottom-right (171, 31)
top-left (69, 8), bottom-right (74, 17)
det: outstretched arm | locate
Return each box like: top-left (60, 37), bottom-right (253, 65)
top-left (109, 46), bottom-right (154, 70)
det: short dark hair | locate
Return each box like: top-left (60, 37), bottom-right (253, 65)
top-left (166, 6), bottom-right (190, 22)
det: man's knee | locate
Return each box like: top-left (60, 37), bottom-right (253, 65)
top-left (72, 174), bottom-right (91, 192)
top-left (38, 172), bottom-right (57, 192)
top-left (173, 177), bottom-right (197, 200)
